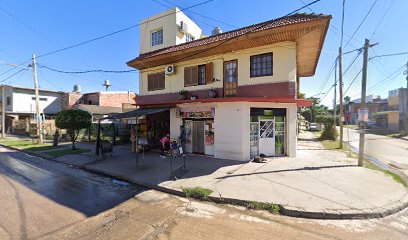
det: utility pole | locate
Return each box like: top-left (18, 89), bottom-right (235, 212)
top-left (333, 60), bottom-right (337, 118)
top-left (338, 47), bottom-right (344, 149)
top-left (358, 39), bottom-right (372, 166)
top-left (32, 53), bottom-right (43, 144)
top-left (1, 85), bottom-right (5, 138)
top-left (403, 61), bottom-right (408, 133)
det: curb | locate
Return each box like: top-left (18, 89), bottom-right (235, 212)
top-left (2, 143), bottom-right (408, 220)
top-left (83, 164), bottom-right (408, 220)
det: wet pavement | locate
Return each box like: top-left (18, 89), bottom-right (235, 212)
top-left (0, 146), bottom-right (141, 239)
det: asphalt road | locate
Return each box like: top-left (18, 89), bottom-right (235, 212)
top-left (344, 128), bottom-right (408, 174)
top-left (1, 146), bottom-right (408, 240)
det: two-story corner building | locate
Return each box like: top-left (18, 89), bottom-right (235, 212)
top-left (127, 9), bottom-right (331, 161)
top-left (0, 85), bottom-right (63, 134)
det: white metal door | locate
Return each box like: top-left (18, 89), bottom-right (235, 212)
top-left (259, 120), bottom-right (275, 156)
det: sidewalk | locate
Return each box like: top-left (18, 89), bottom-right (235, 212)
top-left (82, 131), bottom-right (408, 219)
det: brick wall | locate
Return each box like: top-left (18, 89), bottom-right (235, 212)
top-left (99, 92), bottom-right (135, 107)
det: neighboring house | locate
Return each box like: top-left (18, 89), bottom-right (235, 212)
top-left (344, 95), bottom-right (387, 125)
top-left (0, 85), bottom-right (63, 134)
top-left (126, 8), bottom-right (330, 161)
top-left (61, 85), bottom-right (136, 109)
top-left (386, 88), bottom-right (408, 131)
top-left (74, 104), bottom-right (123, 123)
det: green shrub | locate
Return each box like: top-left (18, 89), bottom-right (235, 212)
top-left (316, 115), bottom-right (338, 140)
top-left (247, 201), bottom-right (281, 214)
top-left (182, 187), bottom-right (213, 200)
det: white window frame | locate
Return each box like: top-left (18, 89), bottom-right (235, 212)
top-left (151, 29), bottom-right (163, 46)
top-left (186, 33), bottom-right (195, 42)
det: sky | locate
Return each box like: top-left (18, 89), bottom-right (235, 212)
top-left (0, 0), bottom-right (407, 107)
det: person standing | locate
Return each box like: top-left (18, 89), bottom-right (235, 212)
top-left (160, 133), bottom-right (170, 158)
top-left (179, 125), bottom-right (186, 155)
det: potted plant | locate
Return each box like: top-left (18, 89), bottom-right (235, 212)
top-left (179, 89), bottom-right (189, 100)
top-left (207, 89), bottom-right (218, 98)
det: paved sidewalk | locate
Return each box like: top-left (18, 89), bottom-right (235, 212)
top-left (84, 132), bottom-right (408, 218)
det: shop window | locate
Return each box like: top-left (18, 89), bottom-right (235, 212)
top-left (250, 53), bottom-right (273, 78)
top-left (147, 72), bottom-right (165, 91)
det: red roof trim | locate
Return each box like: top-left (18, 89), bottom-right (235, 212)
top-left (137, 97), bottom-right (313, 108)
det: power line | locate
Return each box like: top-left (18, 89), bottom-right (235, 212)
top-left (344, 0), bottom-right (378, 49)
top-left (37, 63), bottom-right (138, 74)
top-left (0, 68), bottom-right (28, 84)
top-left (34, 0), bottom-right (214, 60)
top-left (370, 0), bottom-right (394, 39)
top-left (370, 51), bottom-right (408, 60)
top-left (156, 0), bottom-right (238, 29)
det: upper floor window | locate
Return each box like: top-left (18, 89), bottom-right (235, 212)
top-left (31, 97), bottom-right (47, 101)
top-left (6, 97), bottom-right (11, 106)
top-left (186, 34), bottom-right (195, 42)
top-left (151, 29), bottom-right (163, 46)
top-left (250, 53), bottom-right (273, 78)
top-left (198, 65), bottom-right (206, 85)
top-left (147, 72), bottom-right (165, 91)
top-left (184, 63), bottom-right (213, 87)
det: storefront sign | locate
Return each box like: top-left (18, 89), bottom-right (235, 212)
top-left (178, 107), bottom-right (215, 118)
top-left (358, 108), bottom-right (369, 122)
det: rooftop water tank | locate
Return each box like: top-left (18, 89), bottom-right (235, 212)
top-left (73, 84), bottom-right (81, 93)
top-left (211, 27), bottom-right (222, 36)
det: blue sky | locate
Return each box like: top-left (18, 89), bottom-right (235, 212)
top-left (0, 0), bottom-right (407, 107)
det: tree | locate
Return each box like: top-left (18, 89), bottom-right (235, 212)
top-left (316, 115), bottom-right (338, 140)
top-left (344, 96), bottom-right (351, 104)
top-left (55, 109), bottom-right (92, 150)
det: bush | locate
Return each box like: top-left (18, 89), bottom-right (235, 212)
top-left (316, 115), bottom-right (338, 140)
top-left (182, 187), bottom-right (213, 200)
top-left (246, 201), bottom-right (281, 214)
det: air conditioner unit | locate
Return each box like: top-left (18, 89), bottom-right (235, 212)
top-left (165, 65), bottom-right (176, 75)
top-left (179, 21), bottom-right (188, 33)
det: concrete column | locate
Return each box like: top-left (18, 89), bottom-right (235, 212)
top-left (169, 108), bottom-right (181, 139)
top-left (287, 104), bottom-right (297, 157)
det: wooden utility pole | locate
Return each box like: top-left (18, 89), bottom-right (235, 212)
top-left (1, 85), bottom-right (5, 138)
top-left (32, 53), bottom-right (43, 144)
top-left (358, 39), bottom-right (371, 166)
top-left (404, 61), bottom-right (408, 132)
top-left (333, 60), bottom-right (337, 118)
top-left (338, 47), bottom-right (344, 149)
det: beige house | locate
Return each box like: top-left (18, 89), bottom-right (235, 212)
top-left (127, 8), bottom-right (331, 161)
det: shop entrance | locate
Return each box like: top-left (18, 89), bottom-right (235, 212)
top-left (250, 108), bottom-right (286, 158)
top-left (259, 119), bottom-right (275, 156)
top-left (192, 121), bottom-right (205, 154)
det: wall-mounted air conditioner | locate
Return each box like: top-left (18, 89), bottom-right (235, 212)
top-left (179, 21), bottom-right (188, 33)
top-left (165, 65), bottom-right (176, 75)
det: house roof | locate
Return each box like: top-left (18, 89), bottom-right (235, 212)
top-left (1, 84), bottom-right (63, 94)
top-left (75, 104), bottom-right (122, 115)
top-left (127, 13), bottom-right (331, 77)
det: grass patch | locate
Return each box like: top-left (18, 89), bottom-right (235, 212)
top-left (26, 145), bottom-right (64, 152)
top-left (319, 139), bottom-right (407, 187)
top-left (182, 187), bottom-right (213, 200)
top-left (0, 140), bottom-right (51, 149)
top-left (45, 148), bottom-right (90, 158)
top-left (246, 201), bottom-right (281, 214)
top-left (364, 160), bottom-right (408, 188)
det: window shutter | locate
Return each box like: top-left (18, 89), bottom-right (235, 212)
top-left (205, 62), bottom-right (213, 84)
top-left (158, 73), bottom-right (165, 89)
top-left (148, 74), bottom-right (153, 91)
top-left (184, 67), bottom-right (191, 86)
top-left (191, 65), bottom-right (198, 86)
